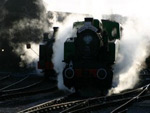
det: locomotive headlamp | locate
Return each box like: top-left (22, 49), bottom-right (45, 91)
top-left (111, 27), bottom-right (117, 37)
top-left (65, 68), bottom-right (74, 79)
top-left (83, 35), bottom-right (93, 44)
top-left (97, 68), bottom-right (107, 79)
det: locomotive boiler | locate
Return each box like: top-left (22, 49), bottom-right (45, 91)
top-left (63, 18), bottom-right (122, 91)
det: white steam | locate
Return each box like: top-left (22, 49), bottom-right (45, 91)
top-left (43, 0), bottom-right (150, 18)
top-left (110, 18), bottom-right (150, 94)
top-left (20, 43), bottom-right (39, 67)
top-left (15, 43), bottom-right (40, 72)
top-left (52, 15), bottom-right (86, 90)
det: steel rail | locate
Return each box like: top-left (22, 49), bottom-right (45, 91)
top-left (0, 80), bottom-right (43, 95)
top-left (62, 84), bottom-right (150, 113)
top-left (18, 95), bottom-right (69, 113)
top-left (0, 86), bottom-right (58, 101)
top-left (0, 74), bottom-right (10, 81)
top-left (111, 84), bottom-right (150, 113)
top-left (19, 84), bottom-right (150, 113)
top-left (0, 75), bottom-right (30, 91)
top-left (68, 94), bottom-right (150, 113)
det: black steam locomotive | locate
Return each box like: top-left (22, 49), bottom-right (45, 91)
top-left (63, 18), bottom-right (121, 91)
top-left (37, 27), bottom-right (58, 78)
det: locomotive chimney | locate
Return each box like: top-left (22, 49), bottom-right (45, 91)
top-left (53, 27), bottom-right (59, 33)
top-left (52, 27), bottom-right (59, 40)
top-left (84, 18), bottom-right (93, 22)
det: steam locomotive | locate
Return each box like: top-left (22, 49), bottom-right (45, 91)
top-left (37, 27), bottom-right (58, 78)
top-left (63, 18), bottom-right (121, 91)
top-left (36, 17), bottom-right (150, 93)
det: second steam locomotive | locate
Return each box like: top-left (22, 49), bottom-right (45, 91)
top-left (63, 18), bottom-right (121, 91)
top-left (37, 27), bottom-right (58, 78)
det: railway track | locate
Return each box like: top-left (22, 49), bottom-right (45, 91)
top-left (1, 80), bottom-right (42, 94)
top-left (63, 84), bottom-right (150, 113)
top-left (0, 74), bottom-right (10, 81)
top-left (18, 84), bottom-right (150, 113)
top-left (0, 73), bottom-right (34, 90)
top-left (0, 86), bottom-right (58, 101)
top-left (0, 73), bottom-right (57, 101)
top-left (0, 74), bottom-right (30, 91)
top-left (111, 84), bottom-right (150, 113)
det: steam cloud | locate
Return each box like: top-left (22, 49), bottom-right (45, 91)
top-left (52, 15), bottom-right (86, 90)
top-left (110, 18), bottom-right (150, 94)
top-left (43, 0), bottom-right (150, 92)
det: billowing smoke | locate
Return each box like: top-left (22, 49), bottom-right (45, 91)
top-left (0, 0), bottom-right (70, 71)
top-left (110, 18), bottom-right (150, 94)
top-left (52, 15), bottom-right (86, 90)
top-left (43, 0), bottom-right (150, 92)
top-left (0, 0), bottom-right (47, 71)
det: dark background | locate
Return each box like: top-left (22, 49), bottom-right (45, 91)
top-left (0, 0), bottom-right (69, 71)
